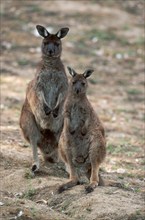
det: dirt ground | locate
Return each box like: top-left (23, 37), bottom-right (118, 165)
top-left (0, 0), bottom-right (145, 219)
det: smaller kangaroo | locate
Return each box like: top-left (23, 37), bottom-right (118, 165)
top-left (20, 25), bottom-right (69, 173)
top-left (58, 67), bottom-right (106, 193)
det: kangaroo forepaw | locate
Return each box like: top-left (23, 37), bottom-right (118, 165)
top-left (69, 128), bottom-right (75, 135)
top-left (81, 127), bottom-right (87, 136)
top-left (52, 108), bottom-right (59, 118)
top-left (44, 104), bottom-right (51, 115)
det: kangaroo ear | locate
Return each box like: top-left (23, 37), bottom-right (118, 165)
top-left (36, 25), bottom-right (50, 38)
top-left (56, 27), bottom-right (69, 39)
top-left (67, 66), bottom-right (77, 77)
top-left (83, 69), bottom-right (94, 78)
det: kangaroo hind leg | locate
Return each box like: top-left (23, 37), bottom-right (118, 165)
top-left (20, 107), bottom-right (41, 173)
top-left (57, 162), bottom-right (79, 193)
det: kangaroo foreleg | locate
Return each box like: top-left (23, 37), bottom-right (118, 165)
top-left (81, 118), bottom-right (89, 135)
top-left (40, 91), bottom-right (52, 115)
top-left (52, 93), bottom-right (63, 118)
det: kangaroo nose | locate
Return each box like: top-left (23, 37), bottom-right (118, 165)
top-left (47, 44), bottom-right (54, 55)
top-left (76, 88), bottom-right (80, 94)
top-left (48, 50), bottom-right (53, 55)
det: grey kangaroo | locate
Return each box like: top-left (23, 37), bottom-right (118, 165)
top-left (58, 67), bottom-right (106, 193)
top-left (20, 25), bottom-right (69, 173)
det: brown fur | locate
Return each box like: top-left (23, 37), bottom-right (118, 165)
top-left (19, 25), bottom-right (69, 172)
top-left (58, 67), bottom-right (106, 193)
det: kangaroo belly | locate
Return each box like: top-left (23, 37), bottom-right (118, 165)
top-left (70, 135), bottom-right (90, 166)
top-left (70, 105), bottom-right (86, 130)
top-left (38, 129), bottom-right (59, 163)
top-left (38, 112), bottom-right (64, 132)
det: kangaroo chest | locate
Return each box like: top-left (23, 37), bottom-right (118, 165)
top-left (70, 103), bottom-right (87, 128)
top-left (68, 102), bottom-right (91, 165)
top-left (38, 70), bottom-right (67, 109)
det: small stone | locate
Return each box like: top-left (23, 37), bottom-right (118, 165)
top-left (117, 168), bottom-right (126, 174)
top-left (0, 202), bottom-right (4, 206)
top-left (17, 210), bottom-right (23, 217)
top-left (116, 53), bottom-right (122, 59)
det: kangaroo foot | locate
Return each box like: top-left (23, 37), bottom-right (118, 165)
top-left (57, 179), bottom-right (80, 194)
top-left (85, 181), bottom-right (98, 193)
top-left (31, 162), bottom-right (39, 173)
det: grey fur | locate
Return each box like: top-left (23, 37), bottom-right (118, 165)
top-left (58, 68), bottom-right (106, 193)
top-left (20, 26), bottom-right (69, 172)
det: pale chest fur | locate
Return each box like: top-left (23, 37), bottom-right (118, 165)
top-left (36, 70), bottom-right (68, 109)
top-left (69, 102), bottom-right (89, 130)
top-left (64, 99), bottom-right (101, 164)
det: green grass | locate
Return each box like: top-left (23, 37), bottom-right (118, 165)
top-left (26, 5), bottom-right (42, 13)
top-left (17, 59), bottom-right (30, 66)
top-left (89, 77), bottom-right (107, 85)
top-left (60, 200), bottom-right (70, 212)
top-left (127, 89), bottom-right (142, 95)
top-left (89, 29), bottom-right (117, 41)
top-left (30, 206), bottom-right (37, 217)
top-left (107, 144), bottom-right (116, 154)
top-left (24, 169), bottom-right (34, 179)
top-left (128, 210), bottom-right (145, 220)
top-left (115, 108), bottom-right (138, 114)
top-left (76, 40), bottom-right (92, 55)
top-left (89, 78), bottom-right (98, 85)
top-left (135, 37), bottom-right (145, 45)
top-left (86, 207), bottom-right (92, 212)
top-left (86, 29), bottom-right (129, 45)
top-left (143, 114), bottom-right (145, 122)
top-left (120, 182), bottom-right (131, 191)
top-left (107, 144), bottom-right (141, 156)
top-left (116, 80), bottom-right (128, 86)
top-left (122, 24), bottom-right (130, 31)
top-left (126, 173), bottom-right (135, 178)
top-left (74, 29), bottom-right (118, 44)
top-left (118, 175), bottom-right (124, 179)
top-left (22, 188), bottom-right (36, 199)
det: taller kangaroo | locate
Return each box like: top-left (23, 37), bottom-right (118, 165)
top-left (20, 25), bottom-right (69, 172)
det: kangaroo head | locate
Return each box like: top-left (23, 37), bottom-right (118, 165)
top-left (36, 25), bottom-right (69, 58)
top-left (67, 67), bottom-right (94, 95)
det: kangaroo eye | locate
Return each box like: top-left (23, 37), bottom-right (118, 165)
top-left (81, 82), bottom-right (85, 86)
top-left (55, 42), bottom-right (60, 46)
top-left (43, 42), bottom-right (48, 45)
top-left (72, 81), bottom-right (75, 85)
